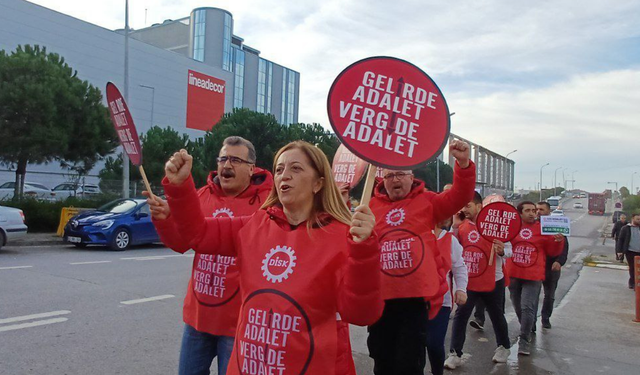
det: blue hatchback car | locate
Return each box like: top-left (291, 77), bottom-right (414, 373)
top-left (64, 198), bottom-right (159, 250)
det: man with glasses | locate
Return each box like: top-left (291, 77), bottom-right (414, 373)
top-left (367, 140), bottom-right (476, 375)
top-left (146, 136), bottom-right (272, 375)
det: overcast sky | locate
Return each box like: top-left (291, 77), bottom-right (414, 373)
top-left (26, 0), bottom-right (640, 193)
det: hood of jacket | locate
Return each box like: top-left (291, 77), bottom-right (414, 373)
top-left (373, 178), bottom-right (427, 202)
top-left (203, 167), bottom-right (273, 206)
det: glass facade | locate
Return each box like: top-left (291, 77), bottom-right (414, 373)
top-left (257, 58), bottom-right (273, 113)
top-left (233, 47), bottom-right (245, 108)
top-left (222, 13), bottom-right (233, 71)
top-left (281, 69), bottom-right (297, 125)
top-left (192, 10), bottom-right (206, 62)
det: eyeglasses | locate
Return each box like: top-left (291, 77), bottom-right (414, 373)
top-left (383, 172), bottom-right (412, 181)
top-left (216, 156), bottom-right (253, 166)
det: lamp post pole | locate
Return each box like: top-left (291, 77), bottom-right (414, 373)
top-left (540, 163), bottom-right (550, 201)
top-left (122, 0), bottom-right (130, 198)
top-left (554, 167), bottom-right (563, 196)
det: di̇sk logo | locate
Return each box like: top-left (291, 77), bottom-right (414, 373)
top-left (468, 230), bottom-right (480, 244)
top-left (519, 228), bottom-right (533, 240)
top-left (261, 246), bottom-right (297, 283)
top-left (386, 208), bottom-right (406, 226)
top-left (213, 208), bottom-right (234, 218)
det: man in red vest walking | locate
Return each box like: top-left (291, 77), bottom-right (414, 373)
top-left (445, 192), bottom-right (512, 370)
top-left (508, 201), bottom-right (565, 355)
top-left (147, 136), bottom-right (272, 375)
top-left (367, 140), bottom-right (476, 375)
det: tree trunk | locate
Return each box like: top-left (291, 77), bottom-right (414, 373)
top-left (14, 159), bottom-right (28, 200)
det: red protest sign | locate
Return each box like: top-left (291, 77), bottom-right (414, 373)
top-left (332, 144), bottom-right (368, 189)
top-left (476, 202), bottom-right (522, 243)
top-left (327, 56), bottom-right (450, 170)
top-left (106, 82), bottom-right (143, 166)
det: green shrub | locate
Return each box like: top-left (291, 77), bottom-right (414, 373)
top-left (0, 194), bottom-right (118, 232)
top-left (623, 195), bottom-right (640, 214)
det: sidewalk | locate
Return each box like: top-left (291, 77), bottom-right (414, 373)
top-left (531, 236), bottom-right (640, 374)
top-left (10, 232), bottom-right (62, 246)
top-left (533, 266), bottom-right (640, 374)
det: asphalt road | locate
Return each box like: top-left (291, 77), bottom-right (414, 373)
top-left (0, 197), bottom-right (607, 375)
top-left (0, 244), bottom-right (192, 375)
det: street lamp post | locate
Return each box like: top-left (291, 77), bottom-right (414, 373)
top-left (540, 162), bottom-right (550, 201)
top-left (122, 0), bottom-right (130, 198)
top-left (139, 85), bottom-right (155, 127)
top-left (607, 181), bottom-right (618, 194)
top-left (571, 170), bottom-right (578, 191)
top-left (554, 167), bottom-right (563, 196)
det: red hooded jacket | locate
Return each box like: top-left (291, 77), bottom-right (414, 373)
top-left (456, 219), bottom-right (499, 292)
top-left (369, 161), bottom-right (476, 307)
top-left (153, 168), bottom-right (272, 337)
top-left (507, 221), bottom-right (565, 281)
top-left (162, 175), bottom-right (383, 375)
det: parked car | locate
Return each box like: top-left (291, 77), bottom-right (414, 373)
top-left (551, 209), bottom-right (564, 216)
top-left (0, 181), bottom-right (56, 201)
top-left (573, 202), bottom-right (583, 209)
top-left (63, 198), bottom-right (158, 250)
top-left (0, 205), bottom-right (28, 250)
top-left (52, 183), bottom-right (102, 200)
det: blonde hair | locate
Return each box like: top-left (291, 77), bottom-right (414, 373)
top-left (261, 141), bottom-right (352, 228)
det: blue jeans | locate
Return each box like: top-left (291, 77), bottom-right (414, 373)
top-left (425, 306), bottom-right (451, 375)
top-left (179, 324), bottom-right (234, 375)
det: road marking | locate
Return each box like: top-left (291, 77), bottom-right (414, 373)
top-left (120, 294), bottom-right (175, 305)
top-left (120, 254), bottom-right (188, 261)
top-left (571, 251), bottom-right (587, 264)
top-left (0, 318), bottom-right (68, 332)
top-left (0, 266), bottom-right (33, 270)
top-left (0, 310), bottom-right (71, 325)
top-left (70, 261), bottom-right (112, 265)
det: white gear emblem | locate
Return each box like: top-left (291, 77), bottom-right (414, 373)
top-left (520, 228), bottom-right (533, 240)
top-left (261, 245), bottom-right (297, 283)
top-left (386, 208), bottom-right (406, 227)
top-left (212, 208), bottom-right (234, 218)
top-left (468, 230), bottom-right (480, 244)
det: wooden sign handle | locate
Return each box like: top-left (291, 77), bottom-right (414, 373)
top-left (489, 242), bottom-right (495, 266)
top-left (359, 165), bottom-right (378, 206)
top-left (139, 165), bottom-right (155, 199)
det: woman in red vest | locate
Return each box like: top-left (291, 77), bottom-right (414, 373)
top-left (158, 141), bottom-right (383, 375)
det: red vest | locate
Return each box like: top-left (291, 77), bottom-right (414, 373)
top-left (225, 209), bottom-right (378, 375)
top-left (370, 162), bottom-right (476, 302)
top-left (457, 220), bottom-right (497, 292)
top-left (508, 222), bottom-right (564, 281)
top-left (371, 181), bottom-right (445, 301)
top-left (428, 232), bottom-right (454, 320)
top-left (163, 169), bottom-right (272, 337)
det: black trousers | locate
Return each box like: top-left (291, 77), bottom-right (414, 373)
top-left (542, 270), bottom-right (561, 320)
top-left (449, 278), bottom-right (511, 356)
top-left (368, 298), bottom-right (429, 375)
top-left (626, 252), bottom-right (640, 288)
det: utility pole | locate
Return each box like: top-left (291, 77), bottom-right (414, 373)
top-left (554, 166), bottom-right (563, 196)
top-left (122, 0), bottom-right (130, 198)
top-left (540, 162), bottom-right (549, 202)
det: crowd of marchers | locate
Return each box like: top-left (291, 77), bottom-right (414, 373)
top-left (143, 136), bottom-right (568, 375)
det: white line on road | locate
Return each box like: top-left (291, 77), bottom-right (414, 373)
top-left (0, 310), bottom-right (71, 325)
top-left (571, 251), bottom-right (587, 264)
top-left (0, 266), bottom-right (33, 270)
top-left (69, 261), bottom-right (112, 265)
top-left (120, 254), bottom-right (188, 261)
top-left (120, 295), bottom-right (175, 305)
top-left (0, 318), bottom-right (68, 332)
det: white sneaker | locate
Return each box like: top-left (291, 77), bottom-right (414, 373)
top-left (444, 352), bottom-right (463, 370)
top-left (492, 345), bottom-right (510, 363)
